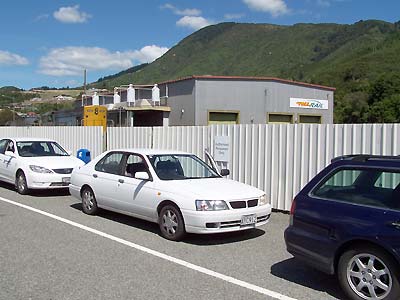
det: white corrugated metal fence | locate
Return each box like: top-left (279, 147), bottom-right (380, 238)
top-left (2, 124), bottom-right (398, 211)
top-left (0, 126), bottom-right (103, 158)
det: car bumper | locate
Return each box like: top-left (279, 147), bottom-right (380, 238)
top-left (284, 226), bottom-right (335, 275)
top-left (26, 171), bottom-right (72, 189)
top-left (182, 204), bottom-right (271, 234)
top-left (69, 184), bottom-right (81, 199)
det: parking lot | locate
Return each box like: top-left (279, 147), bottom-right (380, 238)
top-left (0, 183), bottom-right (346, 300)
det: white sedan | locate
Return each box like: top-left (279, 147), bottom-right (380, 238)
top-left (69, 149), bottom-right (271, 241)
top-left (0, 138), bottom-right (85, 194)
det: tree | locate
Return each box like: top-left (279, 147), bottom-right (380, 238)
top-left (368, 94), bottom-right (400, 122)
top-left (369, 74), bottom-right (400, 105)
top-left (336, 91), bottom-right (369, 123)
top-left (0, 109), bottom-right (19, 125)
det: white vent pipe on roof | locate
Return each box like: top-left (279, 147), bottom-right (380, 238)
top-left (152, 84), bottom-right (160, 104)
top-left (113, 91), bottom-right (121, 104)
top-left (92, 92), bottom-right (99, 106)
top-left (127, 84), bottom-right (135, 103)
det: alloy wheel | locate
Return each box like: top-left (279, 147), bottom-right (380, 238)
top-left (162, 209), bottom-right (178, 236)
top-left (16, 172), bottom-right (28, 194)
top-left (82, 190), bottom-right (94, 210)
top-left (347, 253), bottom-right (392, 300)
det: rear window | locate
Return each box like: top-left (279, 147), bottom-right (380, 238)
top-left (312, 168), bottom-right (400, 210)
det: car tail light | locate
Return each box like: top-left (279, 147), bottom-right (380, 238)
top-left (289, 198), bottom-right (296, 225)
top-left (290, 198), bottom-right (296, 215)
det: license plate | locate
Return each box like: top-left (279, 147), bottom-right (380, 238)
top-left (240, 214), bottom-right (257, 226)
top-left (62, 177), bottom-right (70, 183)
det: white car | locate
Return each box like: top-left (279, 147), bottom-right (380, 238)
top-left (69, 149), bottom-right (272, 240)
top-left (0, 138), bottom-right (85, 194)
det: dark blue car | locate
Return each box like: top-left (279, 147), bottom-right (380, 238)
top-left (285, 155), bottom-right (400, 300)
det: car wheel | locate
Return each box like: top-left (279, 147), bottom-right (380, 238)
top-left (15, 171), bottom-right (29, 195)
top-left (159, 205), bottom-right (186, 241)
top-left (81, 187), bottom-right (98, 215)
top-left (338, 245), bottom-right (400, 300)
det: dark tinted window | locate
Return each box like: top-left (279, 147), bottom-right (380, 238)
top-left (313, 168), bottom-right (400, 210)
top-left (95, 152), bottom-right (124, 175)
top-left (0, 139), bottom-right (9, 154)
top-left (6, 140), bottom-right (15, 153)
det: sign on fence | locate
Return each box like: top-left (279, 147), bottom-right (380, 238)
top-left (213, 136), bottom-right (230, 162)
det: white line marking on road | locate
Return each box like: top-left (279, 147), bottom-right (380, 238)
top-left (0, 196), bottom-right (297, 300)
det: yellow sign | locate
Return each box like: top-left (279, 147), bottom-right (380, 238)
top-left (83, 105), bottom-right (107, 131)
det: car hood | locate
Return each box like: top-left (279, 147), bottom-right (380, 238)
top-left (21, 156), bottom-right (85, 169)
top-left (159, 178), bottom-right (264, 200)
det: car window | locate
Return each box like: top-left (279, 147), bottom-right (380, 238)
top-left (313, 168), bottom-right (400, 210)
top-left (6, 141), bottom-right (15, 153)
top-left (148, 154), bottom-right (219, 180)
top-left (95, 152), bottom-right (124, 175)
top-left (124, 154), bottom-right (148, 178)
top-left (374, 172), bottom-right (400, 189)
top-left (16, 141), bottom-right (69, 157)
top-left (0, 139), bottom-right (10, 154)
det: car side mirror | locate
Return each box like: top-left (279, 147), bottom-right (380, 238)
top-left (135, 172), bottom-right (150, 181)
top-left (220, 169), bottom-right (230, 176)
top-left (5, 151), bottom-right (15, 157)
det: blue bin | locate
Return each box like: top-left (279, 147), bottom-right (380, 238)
top-left (77, 148), bottom-right (91, 164)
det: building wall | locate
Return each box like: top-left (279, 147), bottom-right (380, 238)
top-left (194, 79), bottom-right (334, 125)
top-left (160, 80), bottom-right (196, 126)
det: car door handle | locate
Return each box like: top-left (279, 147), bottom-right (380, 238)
top-left (389, 221), bottom-right (400, 228)
top-left (118, 179), bottom-right (124, 184)
top-left (92, 174), bottom-right (98, 178)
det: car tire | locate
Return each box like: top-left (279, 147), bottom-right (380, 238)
top-left (15, 171), bottom-right (29, 195)
top-left (159, 205), bottom-right (186, 241)
top-left (338, 245), bottom-right (400, 300)
top-left (81, 187), bottom-right (98, 215)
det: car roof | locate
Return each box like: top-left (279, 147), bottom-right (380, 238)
top-left (3, 137), bottom-right (57, 142)
top-left (331, 155), bottom-right (400, 168)
top-left (107, 148), bottom-right (193, 156)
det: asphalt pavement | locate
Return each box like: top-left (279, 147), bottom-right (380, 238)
top-left (0, 182), bottom-right (346, 300)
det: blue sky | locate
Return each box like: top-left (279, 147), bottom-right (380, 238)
top-left (0, 0), bottom-right (399, 89)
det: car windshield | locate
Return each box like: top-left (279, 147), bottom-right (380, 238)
top-left (148, 154), bottom-right (220, 180)
top-left (16, 141), bottom-right (69, 157)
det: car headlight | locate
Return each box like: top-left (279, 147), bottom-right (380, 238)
top-left (259, 194), bottom-right (268, 205)
top-left (196, 200), bottom-right (229, 211)
top-left (29, 165), bottom-right (53, 174)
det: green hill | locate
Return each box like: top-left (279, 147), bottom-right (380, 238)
top-left (92, 20), bottom-right (400, 123)
top-left (0, 86), bottom-right (38, 106)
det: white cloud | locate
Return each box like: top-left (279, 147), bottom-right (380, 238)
top-left (129, 45), bottom-right (169, 64)
top-left (161, 3), bottom-right (201, 16)
top-left (0, 50), bottom-right (29, 66)
top-left (39, 46), bottom-right (168, 76)
top-left (53, 5), bottom-right (91, 23)
top-left (243, 0), bottom-right (289, 17)
top-left (176, 16), bottom-right (213, 30)
top-left (224, 13), bottom-right (245, 20)
top-left (65, 79), bottom-right (79, 86)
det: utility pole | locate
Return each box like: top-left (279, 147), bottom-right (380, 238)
top-left (83, 69), bottom-right (87, 94)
